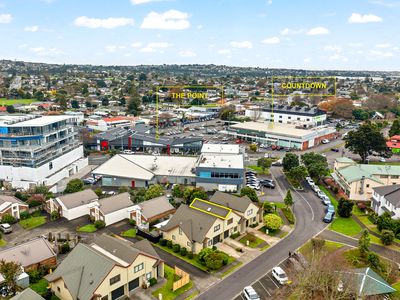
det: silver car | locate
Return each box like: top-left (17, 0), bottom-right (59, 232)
top-left (0, 223), bottom-right (12, 234)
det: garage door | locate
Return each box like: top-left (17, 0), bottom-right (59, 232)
top-left (212, 235), bottom-right (221, 245)
top-left (129, 278), bottom-right (139, 291)
top-left (224, 230), bottom-right (229, 239)
top-left (111, 285), bottom-right (125, 300)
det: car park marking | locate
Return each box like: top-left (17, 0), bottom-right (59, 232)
top-left (257, 279), bottom-right (271, 296)
top-left (266, 274), bottom-right (280, 288)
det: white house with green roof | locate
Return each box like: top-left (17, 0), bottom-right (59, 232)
top-left (332, 158), bottom-right (400, 201)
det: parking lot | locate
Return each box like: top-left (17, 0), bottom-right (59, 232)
top-left (233, 259), bottom-right (291, 300)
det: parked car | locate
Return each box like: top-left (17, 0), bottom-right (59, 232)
top-left (272, 267), bottom-right (289, 285)
top-left (243, 286), bottom-right (260, 300)
top-left (323, 211), bottom-right (334, 223)
top-left (272, 159), bottom-right (283, 166)
top-left (314, 187), bottom-right (321, 194)
top-left (321, 196), bottom-right (331, 206)
top-left (0, 223), bottom-right (12, 234)
top-left (326, 204), bottom-right (335, 214)
top-left (123, 149), bottom-right (133, 154)
top-left (379, 157), bottom-right (386, 162)
top-left (246, 184), bottom-right (260, 190)
top-left (261, 181), bottom-right (275, 189)
top-left (317, 191), bottom-right (327, 199)
top-left (83, 177), bottom-right (95, 185)
top-left (331, 148), bottom-right (340, 152)
top-left (306, 177), bottom-right (314, 185)
top-left (321, 139), bottom-right (330, 144)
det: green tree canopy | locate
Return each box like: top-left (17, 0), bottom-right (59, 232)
top-left (240, 187), bottom-right (259, 202)
top-left (389, 119), bottom-right (400, 137)
top-left (257, 158), bottom-right (272, 171)
top-left (337, 198), bottom-right (354, 218)
top-left (64, 179), bottom-right (84, 194)
top-left (358, 229), bottom-right (370, 256)
top-left (283, 153), bottom-right (299, 172)
top-left (284, 190), bottom-right (294, 208)
top-left (264, 214), bottom-right (283, 231)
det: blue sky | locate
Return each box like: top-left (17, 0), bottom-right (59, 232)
top-left (0, 0), bottom-right (399, 70)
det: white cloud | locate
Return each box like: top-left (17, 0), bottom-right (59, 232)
top-left (279, 28), bottom-right (304, 35)
top-left (329, 54), bottom-right (340, 60)
top-left (262, 36), bottom-right (280, 44)
top-left (267, 0), bottom-right (272, 5)
top-left (348, 42), bottom-right (363, 47)
top-left (147, 42), bottom-right (170, 48)
top-left (376, 43), bottom-right (391, 48)
top-left (24, 25), bottom-right (39, 32)
top-left (140, 47), bottom-right (156, 53)
top-left (369, 49), bottom-right (393, 57)
top-left (197, 24), bottom-right (203, 29)
top-left (73, 16), bottom-right (134, 29)
top-left (105, 45), bottom-right (117, 53)
top-left (130, 0), bottom-right (163, 4)
top-left (141, 10), bottom-right (190, 30)
top-left (348, 13), bottom-right (382, 23)
top-left (306, 27), bottom-right (329, 35)
top-left (179, 50), bottom-right (196, 57)
top-left (30, 46), bottom-right (63, 56)
top-left (230, 41), bottom-right (253, 49)
top-left (304, 58), bottom-right (311, 63)
top-left (369, 0), bottom-right (400, 7)
top-left (131, 42), bottom-right (143, 48)
top-left (18, 44), bottom-right (28, 48)
top-left (324, 45), bottom-right (342, 53)
top-left (0, 14), bottom-right (12, 23)
top-left (217, 49), bottom-right (231, 54)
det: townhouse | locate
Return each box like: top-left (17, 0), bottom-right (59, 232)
top-left (372, 184), bottom-right (400, 219)
top-left (0, 195), bottom-right (29, 220)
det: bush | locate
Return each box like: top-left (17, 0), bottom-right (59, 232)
top-left (188, 251), bottom-right (194, 259)
top-left (28, 200), bottom-right (42, 208)
top-left (94, 220), bottom-right (106, 229)
top-left (64, 179), bottom-right (84, 194)
top-left (281, 207), bottom-right (295, 224)
top-left (94, 188), bottom-right (103, 197)
top-left (381, 230), bottom-right (395, 245)
top-left (263, 201), bottom-right (274, 213)
top-left (367, 252), bottom-right (381, 271)
top-left (180, 247), bottom-right (187, 256)
top-left (368, 212), bottom-right (379, 225)
top-left (31, 210), bottom-right (41, 217)
top-left (129, 219), bottom-right (136, 227)
top-left (337, 198), bottom-right (354, 218)
top-left (1, 214), bottom-right (16, 224)
top-left (27, 269), bottom-right (42, 283)
top-left (249, 222), bottom-right (259, 228)
top-left (173, 244), bottom-right (181, 253)
top-left (311, 238), bottom-right (325, 252)
top-left (159, 239), bottom-right (167, 246)
top-left (118, 186), bottom-right (129, 193)
top-left (50, 211), bottom-right (60, 221)
top-left (221, 253), bottom-right (229, 266)
top-left (14, 191), bottom-right (29, 202)
top-left (264, 214), bottom-right (283, 231)
top-left (19, 211), bottom-right (30, 220)
top-left (198, 248), bottom-right (213, 264)
top-left (167, 240), bottom-right (173, 248)
top-left (59, 242), bottom-right (71, 254)
top-left (149, 278), bottom-right (157, 286)
top-left (204, 252), bottom-right (224, 270)
top-left (230, 232), bottom-right (240, 239)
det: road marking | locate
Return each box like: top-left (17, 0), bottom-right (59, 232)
top-left (258, 280), bottom-right (271, 297)
top-left (293, 189), bottom-right (315, 221)
top-left (266, 274), bottom-right (280, 288)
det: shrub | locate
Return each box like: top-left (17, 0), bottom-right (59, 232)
top-left (31, 210), bottom-right (42, 217)
top-left (263, 214), bottom-right (283, 231)
top-left (249, 222), bottom-right (259, 228)
top-left (64, 179), bottom-right (84, 193)
top-left (50, 211), bottom-right (60, 221)
top-left (167, 240), bottom-right (173, 249)
top-left (19, 211), bottom-right (30, 220)
top-left (94, 188), bottom-right (103, 197)
top-left (198, 248), bottom-right (213, 264)
top-left (188, 251), bottom-right (194, 259)
top-left (173, 244), bottom-right (181, 253)
top-left (129, 219), bottom-right (136, 227)
top-left (149, 278), bottom-right (157, 286)
top-left (1, 214), bottom-right (16, 224)
top-left (381, 230), bottom-right (395, 245)
top-left (27, 269), bottom-right (41, 283)
top-left (180, 247), bottom-right (187, 256)
top-left (263, 201), bottom-right (274, 214)
top-left (282, 207), bottom-right (295, 224)
top-left (14, 191), bottom-right (29, 202)
top-left (28, 200), bottom-right (42, 208)
top-left (367, 252), bottom-right (381, 271)
top-left (368, 212), bottom-right (379, 225)
top-left (337, 198), bottom-right (354, 218)
top-left (94, 220), bottom-right (106, 229)
top-left (159, 239), bottom-right (167, 246)
top-left (221, 252), bottom-right (229, 266)
top-left (230, 232), bottom-right (240, 239)
top-left (204, 252), bottom-right (224, 270)
top-left (118, 186), bottom-right (129, 193)
top-left (247, 233), bottom-right (257, 243)
top-left (59, 242), bottom-right (71, 254)
top-left (311, 238), bottom-right (325, 252)
top-left (0, 232), bottom-right (2, 240)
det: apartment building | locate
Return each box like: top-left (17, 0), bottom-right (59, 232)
top-left (332, 158), bottom-right (400, 201)
top-left (0, 115), bottom-right (88, 190)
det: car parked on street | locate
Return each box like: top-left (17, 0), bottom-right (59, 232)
top-left (272, 267), bottom-right (289, 285)
top-left (331, 148), bottom-right (340, 152)
top-left (243, 286), bottom-right (260, 300)
top-left (0, 223), bottom-right (12, 234)
top-left (323, 211), bottom-right (334, 223)
top-left (326, 204), bottom-right (335, 214)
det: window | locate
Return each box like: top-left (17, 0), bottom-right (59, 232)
top-left (49, 162), bottom-right (53, 170)
top-left (279, 115), bottom-right (282, 118)
top-left (288, 116), bottom-right (291, 119)
top-left (392, 175), bottom-right (399, 179)
top-left (297, 117), bottom-right (300, 120)
top-left (172, 235), bottom-right (176, 240)
top-left (208, 240), bottom-right (212, 246)
top-left (214, 224), bottom-right (220, 232)
top-left (134, 263), bottom-right (144, 273)
top-left (247, 209), bottom-right (253, 216)
top-left (234, 226), bottom-right (238, 232)
top-left (366, 184), bottom-right (370, 188)
top-left (381, 175), bottom-right (388, 178)
top-left (179, 228), bottom-right (182, 235)
top-left (227, 218), bottom-right (233, 225)
top-left (109, 274), bottom-right (121, 285)
top-left (146, 272), bottom-right (152, 280)
top-left (306, 118), bottom-right (310, 121)
top-left (57, 287), bottom-right (60, 292)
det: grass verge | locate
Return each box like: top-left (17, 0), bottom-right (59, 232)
top-left (19, 216), bottom-right (47, 229)
top-left (77, 224), bottom-right (97, 233)
top-left (30, 279), bottom-right (48, 296)
top-left (121, 228), bottom-right (137, 238)
top-left (152, 265), bottom-right (193, 300)
top-left (219, 261), bottom-right (243, 278)
top-left (330, 217), bottom-right (362, 237)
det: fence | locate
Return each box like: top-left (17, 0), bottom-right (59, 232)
top-left (172, 266), bottom-right (190, 292)
top-left (136, 228), bottom-right (161, 243)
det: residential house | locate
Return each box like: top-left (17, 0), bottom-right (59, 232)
top-left (129, 196), bottom-right (176, 230)
top-left (0, 195), bottom-right (29, 220)
top-left (332, 158), bottom-right (400, 201)
top-left (47, 234), bottom-right (164, 300)
top-left (0, 237), bottom-right (56, 271)
top-left (372, 184), bottom-right (400, 219)
top-left (10, 288), bottom-right (45, 300)
top-left (161, 198), bottom-right (243, 254)
top-left (387, 135), bottom-right (400, 154)
top-left (209, 191), bottom-right (262, 230)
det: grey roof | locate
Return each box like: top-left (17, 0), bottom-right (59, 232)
top-left (56, 189), bottom-right (98, 209)
top-left (260, 104), bottom-right (325, 116)
top-left (95, 127), bottom-right (130, 141)
top-left (0, 195), bottom-right (27, 206)
top-left (162, 204), bottom-right (217, 243)
top-left (98, 192), bottom-right (133, 214)
top-left (210, 191), bottom-right (252, 213)
top-left (0, 237), bottom-right (56, 268)
top-left (46, 243), bottom-right (115, 300)
top-left (190, 198), bottom-right (231, 219)
top-left (10, 288), bottom-right (45, 300)
top-left (138, 196), bottom-right (175, 220)
top-left (93, 234), bottom-right (160, 264)
top-left (373, 184), bottom-right (400, 208)
top-left (130, 132), bottom-right (202, 146)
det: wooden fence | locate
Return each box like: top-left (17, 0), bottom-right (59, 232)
top-left (172, 266), bottom-right (190, 291)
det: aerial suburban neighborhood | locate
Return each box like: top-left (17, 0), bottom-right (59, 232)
top-left (0, 1), bottom-right (400, 300)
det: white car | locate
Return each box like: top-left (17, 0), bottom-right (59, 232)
top-left (379, 157), bottom-right (386, 162)
top-left (243, 286), bottom-right (260, 300)
top-left (246, 184), bottom-right (260, 190)
top-left (272, 267), bottom-right (288, 285)
top-left (321, 139), bottom-right (330, 144)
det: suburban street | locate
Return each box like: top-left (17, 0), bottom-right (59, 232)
top-left (196, 167), bottom-right (329, 300)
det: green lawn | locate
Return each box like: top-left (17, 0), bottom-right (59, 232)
top-left (318, 185), bottom-right (338, 208)
top-left (299, 240), bottom-right (344, 256)
top-left (77, 224), bottom-right (97, 233)
top-left (247, 165), bottom-right (269, 175)
top-left (121, 228), bottom-right (137, 238)
top-left (19, 216), bottom-right (47, 229)
top-left (392, 281), bottom-right (400, 298)
top-left (0, 239), bottom-right (6, 247)
top-left (330, 217), bottom-right (362, 237)
top-left (0, 98), bottom-right (37, 105)
top-left (30, 279), bottom-right (49, 296)
top-left (269, 202), bottom-right (286, 209)
top-left (152, 265), bottom-right (193, 300)
top-left (239, 234), bottom-right (265, 248)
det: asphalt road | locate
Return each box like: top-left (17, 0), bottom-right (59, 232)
top-left (196, 167), bottom-right (328, 300)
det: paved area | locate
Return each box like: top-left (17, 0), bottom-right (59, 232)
top-left (56, 164), bottom-right (97, 192)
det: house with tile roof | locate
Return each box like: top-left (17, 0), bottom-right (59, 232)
top-left (0, 195), bottom-right (29, 220)
top-left (46, 234), bottom-right (164, 300)
top-left (387, 135), bottom-right (400, 154)
top-left (372, 184), bottom-right (400, 219)
top-left (332, 158), bottom-right (400, 201)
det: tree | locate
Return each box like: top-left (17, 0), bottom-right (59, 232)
top-left (0, 260), bottom-right (22, 293)
top-left (71, 99), bottom-right (80, 109)
top-left (189, 189), bottom-right (209, 203)
top-left (257, 158), bottom-right (272, 171)
top-left (301, 152), bottom-right (329, 182)
top-left (249, 144), bottom-right (258, 152)
top-left (358, 229), bottom-right (370, 256)
top-left (288, 165), bottom-right (308, 184)
top-left (144, 184), bottom-right (164, 200)
top-left (101, 96), bottom-right (109, 106)
top-left (138, 73), bottom-right (147, 81)
top-left (64, 179), bottom-right (84, 194)
top-left (284, 190), bottom-right (294, 208)
top-left (337, 198), bottom-right (354, 218)
top-left (367, 252), bottom-right (381, 271)
top-left (365, 94), bottom-right (395, 111)
top-left (389, 119), bottom-right (400, 137)
top-left (345, 122), bottom-right (391, 163)
top-left (118, 97), bottom-right (126, 106)
top-left (219, 105), bottom-right (235, 120)
top-left (204, 251), bottom-right (225, 270)
top-left (240, 187), bottom-right (259, 202)
top-left (6, 105), bottom-right (15, 113)
top-left (331, 99), bottom-right (354, 119)
top-left (282, 153), bottom-right (299, 172)
top-left (127, 86), bottom-right (141, 116)
top-left (352, 108), bottom-right (370, 120)
top-left (264, 214), bottom-right (283, 231)
top-left (380, 230), bottom-right (395, 245)
top-left (377, 212), bottom-right (394, 232)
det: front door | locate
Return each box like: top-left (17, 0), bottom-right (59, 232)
top-left (224, 230), bottom-right (229, 239)
top-left (131, 180), bottom-right (135, 188)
